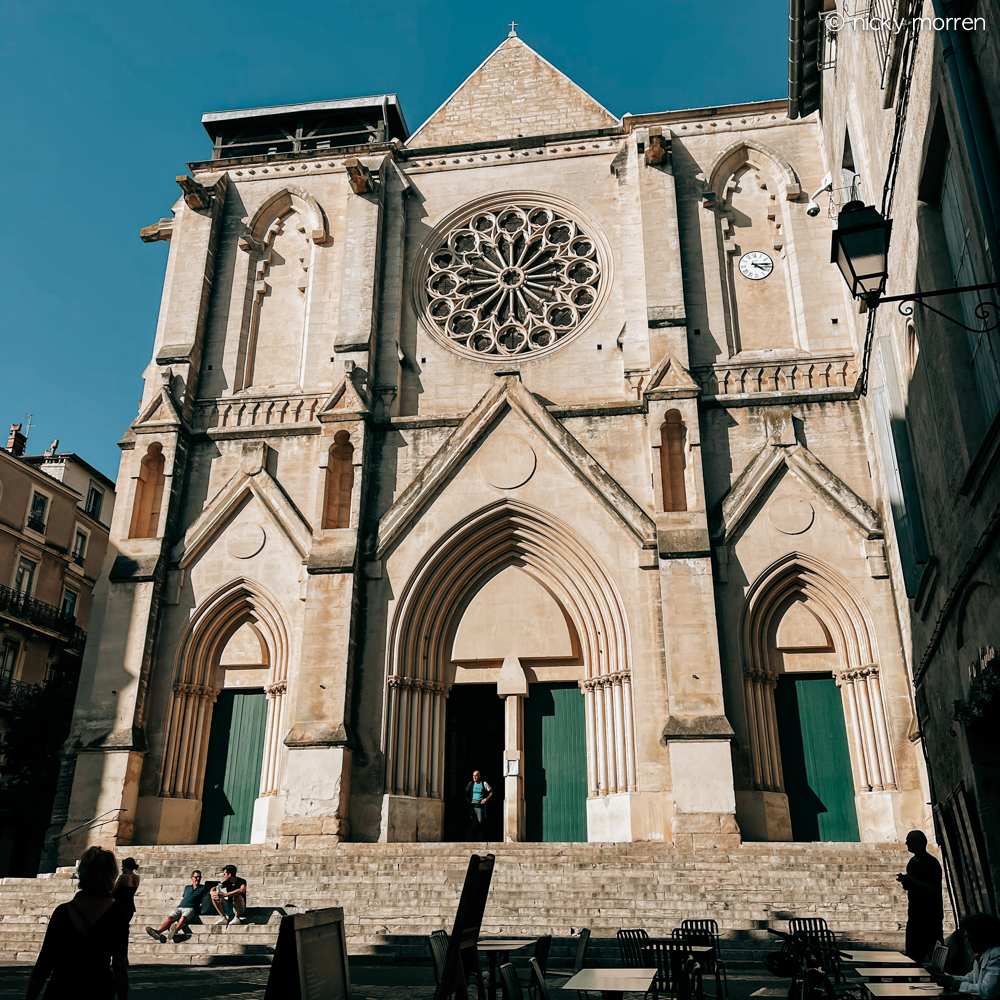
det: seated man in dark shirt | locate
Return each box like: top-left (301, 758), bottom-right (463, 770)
top-left (146, 870), bottom-right (209, 942)
top-left (211, 864), bottom-right (248, 925)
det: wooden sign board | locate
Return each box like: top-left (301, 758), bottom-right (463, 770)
top-left (435, 853), bottom-right (496, 1000)
top-left (264, 906), bottom-right (350, 1000)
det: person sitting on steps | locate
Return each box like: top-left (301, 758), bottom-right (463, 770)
top-left (145, 870), bottom-right (209, 943)
top-left (211, 864), bottom-right (248, 926)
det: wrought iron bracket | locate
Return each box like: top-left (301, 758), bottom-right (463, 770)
top-left (866, 282), bottom-right (1000, 333)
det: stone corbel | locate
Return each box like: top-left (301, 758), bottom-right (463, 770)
top-left (140, 218), bottom-right (173, 243)
top-left (175, 175), bottom-right (213, 210)
top-left (644, 128), bottom-right (670, 167)
top-left (345, 157), bottom-right (373, 194)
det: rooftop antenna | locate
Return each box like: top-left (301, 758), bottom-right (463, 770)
top-left (23, 413), bottom-right (33, 440)
top-left (508, 20), bottom-right (518, 36)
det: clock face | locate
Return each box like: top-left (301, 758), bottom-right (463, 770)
top-left (739, 251), bottom-right (774, 280)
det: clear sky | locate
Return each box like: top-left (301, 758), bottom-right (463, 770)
top-left (1, 0), bottom-right (787, 478)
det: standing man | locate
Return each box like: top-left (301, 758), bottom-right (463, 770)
top-left (146, 869), bottom-right (209, 942)
top-left (896, 829), bottom-right (944, 962)
top-left (211, 864), bottom-right (248, 925)
top-left (465, 769), bottom-right (493, 840)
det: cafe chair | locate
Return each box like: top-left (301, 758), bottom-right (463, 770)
top-left (500, 961), bottom-right (526, 1000)
top-left (644, 940), bottom-right (703, 1000)
top-left (673, 919), bottom-right (729, 998)
top-left (429, 929), bottom-right (449, 987)
top-left (618, 928), bottom-right (651, 968)
top-left (519, 935), bottom-right (551, 999)
top-left (788, 918), bottom-right (830, 934)
top-left (528, 957), bottom-right (551, 1000)
top-left (547, 927), bottom-right (591, 980)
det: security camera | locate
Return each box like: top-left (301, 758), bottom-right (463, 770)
top-left (806, 172), bottom-right (834, 217)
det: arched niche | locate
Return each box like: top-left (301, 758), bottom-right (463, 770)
top-left (707, 142), bottom-right (803, 355)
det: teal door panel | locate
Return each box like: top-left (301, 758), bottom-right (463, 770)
top-left (524, 683), bottom-right (588, 842)
top-left (198, 689), bottom-right (268, 845)
top-left (775, 676), bottom-right (860, 842)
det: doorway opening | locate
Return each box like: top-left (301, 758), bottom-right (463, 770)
top-left (444, 684), bottom-right (505, 842)
top-left (198, 689), bottom-right (267, 844)
top-left (524, 682), bottom-right (588, 842)
top-left (775, 674), bottom-right (859, 842)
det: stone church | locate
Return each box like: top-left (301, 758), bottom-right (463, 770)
top-left (56, 30), bottom-right (930, 860)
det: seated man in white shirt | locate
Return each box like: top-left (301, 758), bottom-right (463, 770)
top-left (935, 914), bottom-right (1000, 999)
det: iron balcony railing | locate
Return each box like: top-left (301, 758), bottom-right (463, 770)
top-left (72, 552), bottom-right (85, 567)
top-left (26, 513), bottom-right (46, 532)
top-left (0, 585), bottom-right (86, 649)
top-left (0, 673), bottom-right (39, 708)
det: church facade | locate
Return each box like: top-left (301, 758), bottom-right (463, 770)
top-left (54, 33), bottom-right (930, 860)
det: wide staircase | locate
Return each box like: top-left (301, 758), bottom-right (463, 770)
top-left (0, 841), bottom-right (913, 967)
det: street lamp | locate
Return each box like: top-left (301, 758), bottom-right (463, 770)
top-left (830, 201), bottom-right (892, 305)
top-left (830, 201), bottom-right (998, 327)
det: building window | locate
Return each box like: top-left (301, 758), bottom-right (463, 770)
top-left (0, 637), bottom-right (21, 686)
top-left (61, 590), bottom-right (78, 619)
top-left (129, 443), bottom-right (166, 539)
top-left (85, 483), bottom-right (104, 521)
top-left (940, 146), bottom-right (1000, 421)
top-left (14, 558), bottom-right (36, 596)
top-left (71, 530), bottom-right (88, 566)
top-left (659, 411), bottom-right (688, 512)
top-left (322, 431), bottom-right (355, 529)
top-left (27, 492), bottom-right (48, 533)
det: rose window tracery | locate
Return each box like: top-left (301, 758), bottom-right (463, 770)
top-left (422, 202), bottom-right (604, 359)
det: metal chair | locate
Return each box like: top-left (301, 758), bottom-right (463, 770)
top-left (792, 927), bottom-right (844, 985)
top-left (547, 927), bottom-right (590, 981)
top-left (618, 927), bottom-right (652, 968)
top-left (644, 940), bottom-right (703, 1000)
top-left (520, 935), bottom-right (551, 999)
top-left (674, 920), bottom-right (729, 998)
top-left (500, 961), bottom-right (526, 1000)
top-left (788, 918), bottom-right (830, 934)
top-left (429, 929), bottom-right (449, 987)
top-left (930, 941), bottom-right (949, 973)
top-left (528, 957), bottom-right (551, 1000)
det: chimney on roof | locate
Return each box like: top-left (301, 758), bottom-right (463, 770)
top-left (44, 439), bottom-right (59, 457)
top-left (6, 423), bottom-right (26, 458)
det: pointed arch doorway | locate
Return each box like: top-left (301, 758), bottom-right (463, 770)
top-left (740, 556), bottom-right (894, 842)
top-left (382, 501), bottom-right (637, 843)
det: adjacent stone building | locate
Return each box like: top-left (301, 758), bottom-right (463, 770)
top-left (56, 31), bottom-right (934, 861)
top-left (789, 0), bottom-right (1000, 911)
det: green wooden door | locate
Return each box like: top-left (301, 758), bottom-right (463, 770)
top-left (775, 675), bottom-right (860, 842)
top-left (524, 683), bottom-right (588, 842)
top-left (198, 689), bottom-right (268, 845)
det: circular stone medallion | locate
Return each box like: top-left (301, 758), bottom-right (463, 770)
top-left (227, 522), bottom-right (266, 559)
top-left (478, 434), bottom-right (537, 490)
top-left (768, 496), bottom-right (815, 535)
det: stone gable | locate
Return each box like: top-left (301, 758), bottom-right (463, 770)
top-left (408, 36), bottom-right (618, 148)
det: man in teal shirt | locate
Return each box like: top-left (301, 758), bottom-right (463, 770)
top-left (465, 769), bottom-right (493, 839)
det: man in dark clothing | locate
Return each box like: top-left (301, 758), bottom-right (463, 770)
top-left (897, 829), bottom-right (944, 962)
top-left (211, 864), bottom-right (248, 925)
top-left (146, 869), bottom-right (209, 942)
top-left (465, 769), bottom-right (493, 840)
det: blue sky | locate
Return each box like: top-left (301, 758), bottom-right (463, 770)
top-left (0, 0), bottom-right (787, 478)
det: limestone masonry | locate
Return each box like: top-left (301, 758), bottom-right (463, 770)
top-left (54, 32), bottom-right (932, 863)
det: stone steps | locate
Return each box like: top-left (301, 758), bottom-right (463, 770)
top-left (0, 841), bottom-right (915, 966)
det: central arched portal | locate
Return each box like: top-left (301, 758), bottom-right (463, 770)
top-left (383, 501), bottom-right (637, 842)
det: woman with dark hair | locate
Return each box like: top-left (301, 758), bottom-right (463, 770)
top-left (935, 913), bottom-right (1000, 999)
top-left (24, 846), bottom-right (130, 999)
top-left (112, 858), bottom-right (140, 922)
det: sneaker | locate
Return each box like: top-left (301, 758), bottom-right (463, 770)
top-left (145, 926), bottom-right (166, 944)
top-left (232, 916), bottom-right (247, 924)
top-left (214, 917), bottom-right (230, 925)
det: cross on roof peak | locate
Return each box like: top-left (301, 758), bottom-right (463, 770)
top-left (507, 20), bottom-right (518, 37)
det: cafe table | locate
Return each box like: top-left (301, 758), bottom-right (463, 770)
top-left (841, 951), bottom-right (919, 966)
top-left (857, 968), bottom-right (934, 982)
top-left (864, 984), bottom-right (943, 997)
top-left (477, 938), bottom-right (536, 1000)
top-left (564, 967), bottom-right (659, 999)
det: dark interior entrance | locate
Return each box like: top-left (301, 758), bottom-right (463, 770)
top-left (444, 684), bottom-right (504, 842)
top-left (775, 674), bottom-right (860, 842)
top-left (524, 682), bottom-right (588, 842)
top-left (198, 689), bottom-right (267, 845)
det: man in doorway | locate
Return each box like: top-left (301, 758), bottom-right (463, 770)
top-left (211, 864), bottom-right (248, 925)
top-left (465, 769), bottom-right (493, 840)
top-left (896, 829), bottom-right (944, 962)
top-left (145, 870), bottom-right (209, 942)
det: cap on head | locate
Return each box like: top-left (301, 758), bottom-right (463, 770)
top-left (122, 857), bottom-right (139, 871)
top-left (223, 864), bottom-right (238, 875)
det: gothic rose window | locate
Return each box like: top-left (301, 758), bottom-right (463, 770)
top-left (422, 201), bottom-right (604, 359)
